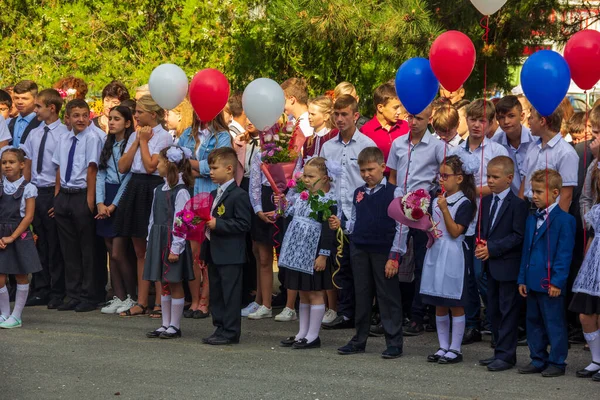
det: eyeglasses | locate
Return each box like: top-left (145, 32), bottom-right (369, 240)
top-left (438, 173), bottom-right (462, 181)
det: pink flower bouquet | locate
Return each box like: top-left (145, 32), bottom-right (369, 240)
top-left (387, 189), bottom-right (439, 248)
top-left (174, 192), bottom-right (213, 244)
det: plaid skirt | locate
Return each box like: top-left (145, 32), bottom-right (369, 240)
top-left (113, 173), bottom-right (163, 238)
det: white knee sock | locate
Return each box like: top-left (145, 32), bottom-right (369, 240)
top-left (435, 315), bottom-right (450, 356)
top-left (305, 304), bottom-right (326, 343)
top-left (167, 297), bottom-right (185, 333)
top-left (447, 315), bottom-right (466, 359)
top-left (159, 295), bottom-right (171, 333)
top-left (295, 303), bottom-right (310, 340)
top-left (0, 286), bottom-right (10, 318)
top-left (584, 330), bottom-right (600, 371)
top-left (10, 284), bottom-right (29, 321)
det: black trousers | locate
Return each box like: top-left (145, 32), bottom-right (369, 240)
top-left (31, 187), bottom-right (65, 299)
top-left (208, 262), bottom-right (243, 341)
top-left (54, 190), bottom-right (98, 303)
top-left (335, 240), bottom-right (354, 319)
top-left (349, 244), bottom-right (404, 349)
top-left (408, 228), bottom-right (428, 324)
top-left (487, 275), bottom-right (521, 365)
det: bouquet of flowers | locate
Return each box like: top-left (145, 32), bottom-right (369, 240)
top-left (173, 192), bottom-right (213, 245)
top-left (287, 174), bottom-right (337, 222)
top-left (388, 188), bottom-right (439, 248)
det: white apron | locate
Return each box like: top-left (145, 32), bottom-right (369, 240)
top-left (278, 216), bottom-right (321, 275)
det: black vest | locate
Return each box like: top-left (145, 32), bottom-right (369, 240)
top-left (8, 114), bottom-right (42, 145)
top-left (351, 182), bottom-right (397, 254)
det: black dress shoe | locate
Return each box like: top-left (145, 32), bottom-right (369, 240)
top-left (57, 299), bottom-right (80, 311)
top-left (47, 297), bottom-right (64, 310)
top-left (337, 343), bottom-right (365, 355)
top-left (292, 337), bottom-right (321, 349)
top-left (593, 372), bottom-right (600, 381)
top-left (381, 346), bottom-right (403, 359)
top-left (322, 315), bottom-right (354, 330)
top-left (518, 363), bottom-right (544, 374)
top-left (541, 365), bottom-right (565, 377)
top-left (280, 336), bottom-right (297, 347)
top-left (26, 295), bottom-right (49, 307)
top-left (462, 328), bottom-right (482, 345)
top-left (427, 348), bottom-right (448, 363)
top-left (403, 321), bottom-right (424, 336)
top-left (207, 336), bottom-right (239, 345)
top-left (438, 349), bottom-right (463, 364)
top-left (201, 334), bottom-right (216, 344)
top-left (159, 326), bottom-right (182, 339)
top-left (487, 359), bottom-right (514, 372)
top-left (479, 356), bottom-right (496, 366)
top-left (490, 338), bottom-right (496, 348)
top-left (576, 362), bottom-right (600, 378)
top-left (183, 309), bottom-right (195, 318)
top-left (146, 326), bottom-right (168, 338)
top-left (75, 302), bottom-right (97, 312)
top-left (369, 323), bottom-right (385, 337)
top-left (192, 310), bottom-right (210, 319)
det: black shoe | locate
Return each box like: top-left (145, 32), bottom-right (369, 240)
top-left (479, 356), bottom-right (496, 366)
top-left (487, 359), bottom-right (514, 372)
top-left (593, 372), bottom-right (600, 381)
top-left (26, 295), bottom-right (49, 307)
top-left (159, 327), bottom-right (182, 339)
top-left (518, 363), bottom-right (544, 374)
top-left (490, 338), bottom-right (496, 348)
top-left (192, 310), bottom-right (210, 319)
top-left (576, 362), bottom-right (600, 378)
top-left (292, 337), bottom-right (321, 349)
top-left (402, 318), bottom-right (411, 328)
top-left (438, 349), bottom-right (463, 364)
top-left (206, 336), bottom-right (238, 345)
top-left (462, 328), bottom-right (482, 345)
top-left (57, 299), bottom-right (80, 311)
top-left (183, 309), bottom-right (195, 318)
top-left (280, 336), bottom-right (297, 347)
top-left (322, 315), bottom-right (354, 330)
top-left (75, 302), bottom-right (97, 312)
top-left (427, 348), bottom-right (448, 363)
top-left (541, 365), bottom-right (565, 377)
top-left (201, 334), bottom-right (217, 344)
top-left (424, 322), bottom-right (437, 333)
top-left (146, 326), bottom-right (168, 338)
top-left (381, 346), bottom-right (402, 359)
top-left (369, 323), bottom-right (385, 337)
top-left (403, 321), bottom-right (424, 336)
top-left (47, 297), bottom-right (64, 310)
top-left (337, 343), bottom-right (365, 355)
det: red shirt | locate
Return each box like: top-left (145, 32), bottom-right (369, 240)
top-left (360, 116), bottom-right (410, 171)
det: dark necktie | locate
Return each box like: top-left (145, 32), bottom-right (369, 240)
top-left (488, 195), bottom-right (500, 229)
top-left (36, 126), bottom-right (50, 174)
top-left (65, 136), bottom-right (77, 183)
top-left (534, 209), bottom-right (547, 220)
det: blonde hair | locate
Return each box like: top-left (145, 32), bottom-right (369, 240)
top-left (308, 96), bottom-right (334, 129)
top-left (531, 169), bottom-right (563, 191)
top-left (432, 104), bottom-right (459, 133)
top-left (281, 78), bottom-right (308, 105)
top-left (136, 94), bottom-right (165, 124)
top-left (334, 81), bottom-right (357, 100)
top-left (171, 98), bottom-right (194, 137)
top-left (136, 84), bottom-right (150, 95)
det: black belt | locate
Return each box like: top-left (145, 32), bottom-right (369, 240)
top-left (37, 186), bottom-right (55, 194)
top-left (60, 187), bottom-right (87, 194)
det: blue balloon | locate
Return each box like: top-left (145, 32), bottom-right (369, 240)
top-left (521, 50), bottom-right (571, 117)
top-left (395, 58), bottom-right (439, 115)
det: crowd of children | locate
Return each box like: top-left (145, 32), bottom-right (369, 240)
top-left (2, 76), bottom-right (600, 381)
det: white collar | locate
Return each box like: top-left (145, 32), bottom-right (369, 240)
top-left (218, 178), bottom-right (235, 193)
top-left (3, 176), bottom-right (25, 189)
top-left (162, 174), bottom-right (184, 190)
top-left (229, 119), bottom-right (246, 135)
top-left (493, 187), bottom-right (511, 201)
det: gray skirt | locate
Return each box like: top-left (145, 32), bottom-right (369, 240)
top-left (0, 223), bottom-right (42, 275)
top-left (143, 224), bottom-right (195, 283)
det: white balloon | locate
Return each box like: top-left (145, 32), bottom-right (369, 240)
top-left (242, 78), bottom-right (285, 131)
top-left (148, 63), bottom-right (189, 109)
top-left (470, 0), bottom-right (507, 16)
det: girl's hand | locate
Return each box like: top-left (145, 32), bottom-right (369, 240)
top-left (314, 255), bottom-right (327, 272)
top-left (107, 204), bottom-right (117, 215)
top-left (96, 203), bottom-right (108, 219)
top-left (168, 252), bottom-right (179, 263)
top-left (385, 259), bottom-right (399, 279)
top-left (257, 211), bottom-right (275, 224)
top-left (328, 215), bottom-right (340, 230)
top-left (138, 126), bottom-right (153, 142)
top-left (0, 236), bottom-right (15, 248)
top-left (437, 194), bottom-right (448, 212)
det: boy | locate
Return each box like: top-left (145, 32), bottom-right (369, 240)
top-left (492, 95), bottom-right (534, 196)
top-left (333, 81), bottom-right (369, 129)
top-left (201, 147), bottom-right (252, 345)
top-left (52, 99), bottom-right (103, 312)
top-left (329, 147), bottom-right (407, 359)
top-left (360, 82), bottom-right (409, 171)
top-left (520, 107), bottom-right (579, 212)
top-left (518, 169), bottom-right (575, 377)
top-left (432, 103), bottom-right (463, 147)
top-left (228, 92), bottom-right (246, 138)
top-left (22, 89), bottom-right (68, 308)
top-left (388, 103), bottom-right (445, 336)
top-left (281, 77), bottom-right (313, 138)
top-left (320, 95), bottom-right (376, 330)
top-left (0, 89), bottom-right (13, 121)
top-left (475, 156), bottom-right (528, 371)
top-left (8, 80), bottom-right (42, 148)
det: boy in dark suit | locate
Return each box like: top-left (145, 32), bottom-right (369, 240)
top-left (201, 147), bottom-right (252, 345)
top-left (517, 169), bottom-right (575, 377)
top-left (475, 156), bottom-right (528, 371)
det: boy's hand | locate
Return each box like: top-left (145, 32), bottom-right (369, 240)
top-left (206, 217), bottom-right (217, 230)
top-left (474, 244), bottom-right (490, 261)
top-left (518, 284), bottom-right (528, 298)
top-left (168, 252), bottom-right (179, 263)
top-left (385, 259), bottom-right (399, 279)
top-left (314, 255), bottom-right (327, 272)
top-left (328, 215), bottom-right (340, 230)
top-left (548, 284), bottom-right (561, 298)
top-left (257, 211), bottom-right (275, 224)
top-left (437, 194), bottom-right (448, 212)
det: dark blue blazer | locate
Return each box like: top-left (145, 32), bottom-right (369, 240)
top-left (517, 206), bottom-right (575, 293)
top-left (479, 191), bottom-right (528, 281)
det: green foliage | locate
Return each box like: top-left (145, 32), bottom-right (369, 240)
top-left (0, 0), bottom-right (591, 111)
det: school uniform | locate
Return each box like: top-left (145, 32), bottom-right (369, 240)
top-left (0, 115), bottom-right (11, 144)
top-left (433, 132), bottom-right (464, 148)
top-left (21, 120), bottom-right (68, 302)
top-left (491, 126), bottom-right (534, 195)
top-left (8, 112), bottom-right (42, 148)
top-left (479, 189), bottom-right (528, 365)
top-left (360, 117), bottom-right (409, 175)
top-left (518, 203), bottom-right (575, 371)
top-left (201, 179), bottom-right (252, 343)
top-left (52, 126), bottom-right (103, 306)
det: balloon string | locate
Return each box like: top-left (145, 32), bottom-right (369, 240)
top-left (332, 227), bottom-right (347, 290)
top-left (476, 15), bottom-right (489, 244)
top-left (583, 91), bottom-right (588, 251)
top-left (479, 16), bottom-right (490, 43)
top-left (541, 152), bottom-right (551, 291)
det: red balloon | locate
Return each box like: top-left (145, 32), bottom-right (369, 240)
top-left (564, 30), bottom-right (600, 91)
top-left (189, 69), bottom-right (230, 122)
top-left (429, 31), bottom-right (476, 92)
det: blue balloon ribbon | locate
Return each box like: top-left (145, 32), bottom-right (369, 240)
top-left (395, 58), bottom-right (439, 116)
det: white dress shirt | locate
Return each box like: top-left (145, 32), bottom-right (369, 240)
top-left (489, 187), bottom-right (510, 228)
top-left (536, 202), bottom-right (559, 230)
top-left (89, 122), bottom-right (108, 144)
top-left (124, 124), bottom-right (172, 175)
top-left (492, 125), bottom-right (534, 195)
top-left (2, 176), bottom-right (38, 217)
top-left (229, 120), bottom-right (246, 138)
top-left (52, 126), bottom-right (102, 189)
top-left (22, 119), bottom-right (69, 187)
top-left (0, 115), bottom-right (11, 143)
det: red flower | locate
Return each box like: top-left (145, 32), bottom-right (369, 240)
top-left (411, 207), bottom-right (424, 220)
top-left (356, 191), bottom-right (365, 203)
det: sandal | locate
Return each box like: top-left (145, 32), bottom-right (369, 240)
top-left (149, 305), bottom-right (162, 319)
top-left (119, 303), bottom-right (148, 317)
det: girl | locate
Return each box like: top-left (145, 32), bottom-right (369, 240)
top-left (185, 112), bottom-right (231, 319)
top-left (166, 98), bottom-right (194, 149)
top-left (278, 157), bottom-right (337, 348)
top-left (114, 94), bottom-right (172, 317)
top-left (145, 146), bottom-right (194, 339)
top-left (0, 148), bottom-right (42, 329)
top-left (420, 153), bottom-right (477, 364)
top-left (96, 106), bottom-right (135, 314)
